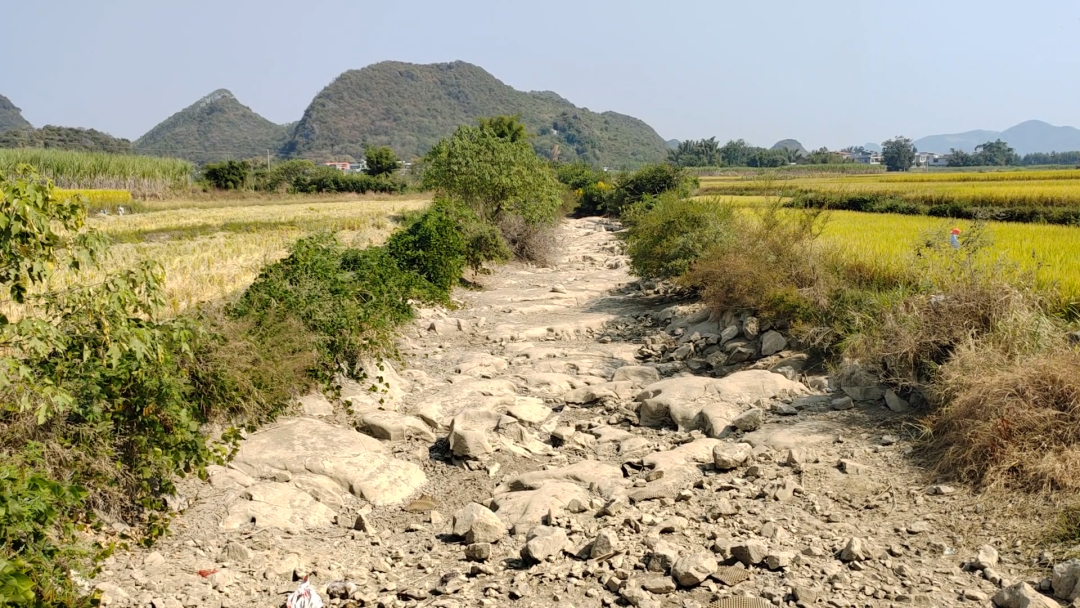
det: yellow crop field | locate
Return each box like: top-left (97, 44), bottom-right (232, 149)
top-left (4, 196), bottom-right (429, 319)
top-left (818, 211), bottom-right (1080, 304)
top-left (698, 170), bottom-right (1080, 215)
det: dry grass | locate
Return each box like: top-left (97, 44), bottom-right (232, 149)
top-left (930, 344), bottom-right (1080, 492)
top-left (2, 197), bottom-right (429, 319)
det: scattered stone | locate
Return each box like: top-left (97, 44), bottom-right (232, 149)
top-left (731, 541), bottom-right (768, 567)
top-left (222, 542), bottom-right (250, 563)
top-left (764, 551), bottom-right (794, 571)
top-left (965, 590), bottom-right (989, 602)
top-left (671, 553), bottom-right (718, 587)
top-left (993, 581), bottom-right (1059, 608)
top-left (838, 459), bottom-right (867, 475)
top-left (760, 331), bottom-right (787, 357)
top-left (451, 503), bottom-right (506, 544)
top-left (831, 396), bottom-right (854, 411)
top-left (713, 443), bottom-right (753, 470)
top-left (646, 540), bottom-right (683, 573)
top-left (521, 526), bottom-right (568, 562)
top-left (972, 545), bottom-right (1000, 571)
top-left (640, 575), bottom-right (677, 594)
top-left (591, 530), bottom-right (621, 558)
top-left (927, 484), bottom-right (956, 495)
top-left (906, 520), bottom-right (931, 534)
top-left (465, 543), bottom-right (492, 561)
top-left (839, 537), bottom-right (873, 562)
top-left (1052, 559), bottom-right (1080, 601)
top-left (885, 389), bottom-right (911, 413)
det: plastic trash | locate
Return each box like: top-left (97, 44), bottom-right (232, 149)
top-left (950, 227), bottom-right (961, 249)
top-left (286, 576), bottom-right (324, 608)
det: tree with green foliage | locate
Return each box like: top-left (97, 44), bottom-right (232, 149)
top-left (364, 146), bottom-right (400, 177)
top-left (667, 137), bottom-right (721, 167)
top-left (974, 139), bottom-right (1018, 166)
top-left (422, 123), bottom-right (561, 225)
top-left (202, 160), bottom-right (252, 189)
top-left (881, 136), bottom-right (915, 172)
top-left (622, 193), bottom-right (734, 279)
top-left (477, 115), bottom-right (529, 142)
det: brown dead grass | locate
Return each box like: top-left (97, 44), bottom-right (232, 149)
top-left (929, 344), bottom-right (1080, 493)
top-left (497, 215), bottom-right (558, 266)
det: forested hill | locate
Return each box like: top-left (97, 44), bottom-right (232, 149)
top-left (134, 90), bottom-right (289, 164)
top-left (283, 61), bottom-right (668, 168)
top-left (0, 126), bottom-right (132, 153)
top-left (0, 94), bottom-right (32, 131)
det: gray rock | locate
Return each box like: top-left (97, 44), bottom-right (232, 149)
top-left (451, 503), bottom-right (506, 544)
top-left (732, 408), bottom-right (764, 432)
top-left (465, 543), bottom-right (492, 561)
top-left (720, 325), bottom-right (739, 343)
top-left (885, 389), bottom-right (911, 413)
top-left (838, 364), bottom-right (885, 402)
top-left (838, 459), bottom-right (868, 475)
top-left (671, 552), bottom-right (718, 587)
top-left (972, 545), bottom-right (1000, 571)
top-left (765, 550), bottom-right (795, 571)
top-left (223, 542), bottom-right (251, 563)
top-left (831, 396), bottom-right (854, 411)
top-left (1052, 559), bottom-right (1080, 600)
top-left (646, 540), bottom-right (683, 573)
top-left (839, 537), bottom-right (872, 562)
top-left (760, 331), bottom-right (787, 357)
top-left (521, 525), bottom-right (568, 562)
top-left (447, 408), bottom-right (502, 458)
top-left (742, 317), bottom-right (759, 338)
top-left (713, 442), bottom-right (753, 470)
top-left (726, 346), bottom-right (756, 364)
top-left (591, 530), bottom-right (621, 558)
top-left (731, 541), bottom-right (768, 567)
top-left (640, 575), bottom-right (677, 594)
top-left (621, 585), bottom-right (660, 608)
top-left (993, 581), bottom-right (1059, 608)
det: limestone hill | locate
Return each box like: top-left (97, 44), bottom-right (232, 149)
top-left (0, 125), bottom-right (131, 154)
top-left (283, 61), bottom-right (668, 168)
top-left (134, 89), bottom-right (289, 165)
top-left (0, 93), bottom-right (32, 132)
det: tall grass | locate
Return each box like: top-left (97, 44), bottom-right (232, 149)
top-left (0, 148), bottom-right (192, 197)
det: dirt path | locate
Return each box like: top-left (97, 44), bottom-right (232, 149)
top-left (91, 218), bottom-right (1060, 608)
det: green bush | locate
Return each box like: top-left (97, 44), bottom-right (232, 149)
top-left (202, 160), bottom-right (252, 190)
top-left (385, 200), bottom-right (468, 295)
top-left (364, 146), bottom-right (400, 177)
top-left (556, 162), bottom-right (615, 216)
top-left (291, 166), bottom-right (406, 194)
top-left (607, 164), bottom-right (697, 216)
top-left (622, 194), bottom-right (734, 279)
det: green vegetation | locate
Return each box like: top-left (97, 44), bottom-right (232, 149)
top-left (283, 61), bottom-right (668, 168)
top-left (199, 159), bottom-right (406, 194)
top-left (0, 94), bottom-right (31, 132)
top-left (621, 194), bottom-right (733, 279)
top-left (882, 136), bottom-right (916, 172)
top-left (0, 149), bottom-right (192, 196)
top-left (0, 126), bottom-right (132, 154)
top-left (364, 146), bottom-right (399, 177)
top-left (134, 89), bottom-right (288, 165)
top-left (560, 162), bottom-right (697, 216)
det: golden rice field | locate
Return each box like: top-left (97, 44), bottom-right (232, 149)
top-left (4, 196), bottom-right (429, 320)
top-left (819, 211), bottom-right (1080, 304)
top-left (699, 169), bottom-right (1080, 211)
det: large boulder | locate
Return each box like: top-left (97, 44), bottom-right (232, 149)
top-left (993, 582), bottom-right (1059, 608)
top-left (447, 408), bottom-right (504, 458)
top-left (489, 482), bottom-right (592, 534)
top-left (231, 418), bottom-right (425, 506)
top-left (451, 503), bottom-right (507, 544)
top-left (1052, 559), bottom-right (1080, 601)
top-left (222, 482), bottom-right (337, 531)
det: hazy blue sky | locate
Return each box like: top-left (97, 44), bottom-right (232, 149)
top-left (3, 0), bottom-right (1079, 149)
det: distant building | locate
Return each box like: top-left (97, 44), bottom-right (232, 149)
top-left (349, 160), bottom-right (368, 173)
top-left (323, 161), bottom-right (350, 172)
top-left (927, 153), bottom-right (950, 167)
top-left (852, 152), bottom-right (883, 164)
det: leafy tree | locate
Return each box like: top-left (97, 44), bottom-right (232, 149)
top-left (842, 145), bottom-right (868, 154)
top-left (974, 139), bottom-right (1018, 166)
top-left (719, 139), bottom-right (758, 167)
top-left (364, 146), bottom-right (400, 177)
top-left (477, 115), bottom-right (529, 142)
top-left (607, 164), bottom-right (697, 215)
top-left (881, 136), bottom-right (915, 172)
top-left (668, 137), bottom-right (721, 167)
top-left (202, 160), bottom-right (252, 190)
top-left (422, 123), bottom-right (561, 225)
top-left (946, 148), bottom-right (975, 167)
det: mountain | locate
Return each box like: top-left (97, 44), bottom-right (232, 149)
top-left (771, 139), bottom-right (807, 155)
top-left (0, 125), bottom-right (131, 154)
top-left (665, 139), bottom-right (681, 149)
top-left (863, 142), bottom-right (882, 153)
top-left (283, 61), bottom-right (668, 168)
top-left (0, 94), bottom-right (32, 132)
top-left (135, 89), bottom-right (289, 164)
top-left (914, 121), bottom-right (1080, 155)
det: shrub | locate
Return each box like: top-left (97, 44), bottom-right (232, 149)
top-left (202, 160), bottom-right (252, 190)
top-left (496, 214), bottom-right (557, 266)
top-left (290, 166), bottom-right (405, 194)
top-left (607, 164), bottom-right (698, 215)
top-left (622, 194), bottom-right (734, 280)
top-left (385, 200), bottom-right (467, 295)
top-left (556, 162), bottom-right (614, 216)
top-left (255, 159), bottom-right (316, 192)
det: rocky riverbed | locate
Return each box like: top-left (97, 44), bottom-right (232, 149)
top-left (91, 217), bottom-right (1080, 608)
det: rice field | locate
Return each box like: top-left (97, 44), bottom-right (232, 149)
top-left (4, 196), bottom-right (429, 319)
top-left (0, 148), bottom-right (193, 196)
top-left (698, 169), bottom-right (1080, 218)
top-left (818, 211), bottom-right (1080, 305)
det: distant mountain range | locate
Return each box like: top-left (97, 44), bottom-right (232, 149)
top-left (771, 139), bottom-right (807, 155)
top-left (914, 120), bottom-right (1080, 155)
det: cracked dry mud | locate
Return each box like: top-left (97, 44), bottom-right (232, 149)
top-left (91, 217), bottom-right (1069, 608)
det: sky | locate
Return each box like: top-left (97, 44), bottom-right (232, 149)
top-left (3, 0), bottom-right (1080, 150)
